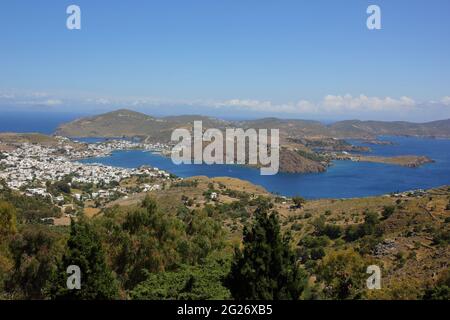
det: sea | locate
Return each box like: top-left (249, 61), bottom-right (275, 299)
top-left (1, 111), bottom-right (450, 199)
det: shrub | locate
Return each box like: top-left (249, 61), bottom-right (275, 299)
top-left (310, 247), bottom-right (326, 260)
top-left (131, 257), bottom-right (231, 300)
top-left (292, 196), bottom-right (306, 209)
top-left (382, 206), bottom-right (395, 220)
top-left (291, 223), bottom-right (303, 231)
top-left (432, 227), bottom-right (450, 246)
top-left (312, 216), bottom-right (342, 239)
top-left (424, 269), bottom-right (450, 300)
top-left (344, 211), bottom-right (382, 242)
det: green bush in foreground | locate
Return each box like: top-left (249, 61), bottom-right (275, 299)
top-left (131, 256), bottom-right (231, 300)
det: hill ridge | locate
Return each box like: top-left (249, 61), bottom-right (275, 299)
top-left (55, 108), bottom-right (450, 140)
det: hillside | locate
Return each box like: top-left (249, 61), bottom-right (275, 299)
top-left (56, 109), bottom-right (230, 143)
top-left (4, 172), bottom-right (444, 300)
top-left (0, 133), bottom-right (65, 146)
top-left (0, 133), bottom-right (82, 152)
top-left (119, 178), bottom-right (450, 299)
top-left (329, 119), bottom-right (450, 138)
top-left (56, 109), bottom-right (450, 140)
top-left (55, 109), bottom-right (171, 142)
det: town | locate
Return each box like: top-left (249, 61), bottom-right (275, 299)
top-left (0, 136), bottom-right (176, 222)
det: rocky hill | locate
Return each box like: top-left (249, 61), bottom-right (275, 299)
top-left (56, 109), bottom-right (450, 140)
top-left (56, 109), bottom-right (230, 143)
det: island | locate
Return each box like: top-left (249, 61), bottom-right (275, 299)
top-left (54, 109), bottom-right (445, 173)
top-left (333, 154), bottom-right (434, 167)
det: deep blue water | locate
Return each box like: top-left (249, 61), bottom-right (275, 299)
top-left (349, 136), bottom-right (450, 158)
top-left (0, 111), bottom-right (83, 134)
top-left (79, 136), bottom-right (450, 199)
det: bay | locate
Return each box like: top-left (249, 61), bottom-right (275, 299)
top-left (79, 136), bottom-right (450, 199)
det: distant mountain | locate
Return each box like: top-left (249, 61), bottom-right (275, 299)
top-left (328, 119), bottom-right (450, 138)
top-left (56, 108), bottom-right (450, 141)
top-left (56, 109), bottom-right (230, 142)
top-left (56, 110), bottom-right (319, 142)
top-left (239, 118), bottom-right (329, 139)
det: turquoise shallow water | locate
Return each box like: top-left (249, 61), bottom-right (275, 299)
top-left (79, 136), bottom-right (450, 199)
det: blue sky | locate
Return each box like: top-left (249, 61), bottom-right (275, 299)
top-left (1, 0), bottom-right (450, 121)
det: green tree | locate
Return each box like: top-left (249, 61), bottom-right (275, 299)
top-left (7, 225), bottom-right (63, 299)
top-left (225, 207), bottom-right (307, 300)
top-left (0, 200), bottom-right (15, 297)
top-left (317, 248), bottom-right (368, 299)
top-left (49, 219), bottom-right (119, 299)
top-left (47, 181), bottom-right (71, 195)
top-left (119, 196), bottom-right (184, 288)
top-left (0, 201), bottom-right (17, 237)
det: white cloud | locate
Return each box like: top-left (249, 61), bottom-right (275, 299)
top-left (320, 94), bottom-right (416, 113)
top-left (42, 99), bottom-right (63, 106)
top-left (0, 94), bottom-right (15, 99)
top-left (441, 96), bottom-right (450, 106)
top-left (211, 95), bottom-right (417, 115)
top-left (2, 90), bottom-right (449, 120)
top-left (216, 99), bottom-right (276, 112)
top-left (296, 100), bottom-right (316, 113)
top-left (215, 99), bottom-right (320, 114)
top-left (0, 91), bottom-right (62, 106)
top-left (15, 98), bottom-right (63, 106)
top-left (30, 92), bottom-right (50, 98)
top-left (86, 98), bottom-right (112, 105)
